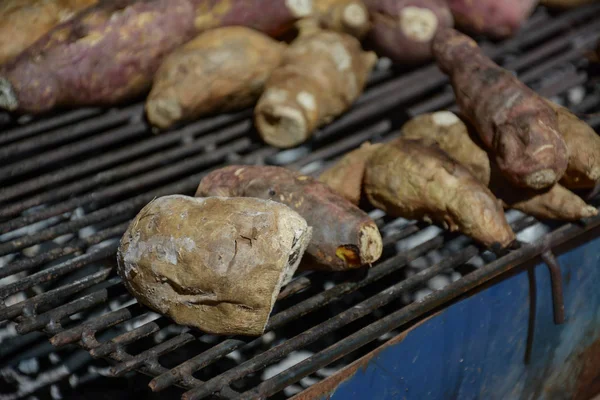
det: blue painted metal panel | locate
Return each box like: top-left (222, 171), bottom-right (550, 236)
top-left (322, 236), bottom-right (600, 400)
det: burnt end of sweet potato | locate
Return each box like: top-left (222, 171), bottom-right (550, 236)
top-left (432, 28), bottom-right (568, 190)
top-left (197, 165), bottom-right (383, 271)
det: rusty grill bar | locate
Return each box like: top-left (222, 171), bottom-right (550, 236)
top-left (1, 4), bottom-right (600, 399)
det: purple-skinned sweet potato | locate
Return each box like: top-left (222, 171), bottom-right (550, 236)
top-left (363, 0), bottom-right (453, 64)
top-left (446, 0), bottom-right (538, 38)
top-left (433, 28), bottom-right (568, 190)
top-left (197, 165), bottom-right (383, 271)
top-left (0, 0), bottom-right (312, 114)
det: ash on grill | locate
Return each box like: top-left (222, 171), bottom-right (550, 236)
top-left (0, 4), bottom-right (600, 400)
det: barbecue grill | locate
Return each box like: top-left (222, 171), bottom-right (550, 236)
top-left (1, 4), bottom-right (600, 400)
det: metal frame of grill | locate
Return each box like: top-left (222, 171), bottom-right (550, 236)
top-left (1, 4), bottom-right (600, 399)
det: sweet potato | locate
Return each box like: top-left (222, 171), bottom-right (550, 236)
top-left (319, 142), bottom-right (383, 205)
top-left (433, 28), bottom-right (568, 190)
top-left (364, 139), bottom-right (515, 248)
top-left (313, 0), bottom-right (371, 38)
top-left (401, 111), bottom-right (597, 221)
top-left (400, 111), bottom-right (491, 185)
top-left (445, 0), bottom-right (538, 38)
top-left (255, 30), bottom-right (376, 148)
top-left (363, 0), bottom-right (453, 64)
top-left (197, 165), bottom-right (383, 271)
top-left (118, 195), bottom-right (312, 336)
top-left (540, 0), bottom-right (597, 8)
top-left (0, 0), bottom-right (98, 65)
top-left (544, 100), bottom-right (600, 189)
top-left (146, 27), bottom-right (284, 129)
top-left (0, 0), bottom-right (311, 114)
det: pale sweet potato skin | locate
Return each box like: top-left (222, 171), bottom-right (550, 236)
top-left (319, 142), bottom-right (383, 205)
top-left (364, 139), bottom-right (515, 248)
top-left (197, 165), bottom-right (383, 271)
top-left (313, 0), bottom-right (371, 38)
top-left (446, 0), bottom-right (537, 38)
top-left (544, 100), bottom-right (600, 189)
top-left (0, 0), bottom-right (98, 65)
top-left (255, 30), bottom-right (377, 148)
top-left (146, 27), bottom-right (285, 129)
top-left (0, 0), bottom-right (309, 114)
top-left (432, 28), bottom-right (568, 190)
top-left (364, 0), bottom-right (453, 64)
top-left (117, 195), bottom-right (311, 336)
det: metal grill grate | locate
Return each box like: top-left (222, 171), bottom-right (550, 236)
top-left (1, 5), bottom-right (600, 399)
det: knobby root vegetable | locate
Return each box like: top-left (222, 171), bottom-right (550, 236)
top-left (117, 195), bottom-right (312, 336)
top-left (0, 0), bottom-right (311, 114)
top-left (364, 139), bottom-right (515, 248)
top-left (433, 28), bottom-right (568, 190)
top-left (399, 111), bottom-right (491, 185)
top-left (544, 100), bottom-right (600, 189)
top-left (146, 27), bottom-right (284, 129)
top-left (313, 0), bottom-right (371, 38)
top-left (364, 0), bottom-right (453, 64)
top-left (401, 111), bottom-right (597, 221)
top-left (197, 165), bottom-right (383, 271)
top-left (0, 0), bottom-right (98, 65)
top-left (445, 0), bottom-right (538, 38)
top-left (319, 142), bottom-right (383, 205)
top-left (255, 29), bottom-right (376, 148)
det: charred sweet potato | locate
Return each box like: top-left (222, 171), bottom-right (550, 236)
top-left (544, 100), bottom-right (600, 189)
top-left (433, 28), bottom-right (568, 190)
top-left (118, 195), bottom-right (312, 336)
top-left (313, 0), bottom-right (371, 38)
top-left (0, 0), bottom-right (98, 65)
top-left (364, 0), bottom-right (453, 64)
top-left (146, 27), bottom-right (284, 129)
top-left (319, 142), bottom-right (383, 205)
top-left (446, 0), bottom-right (537, 38)
top-left (0, 0), bottom-right (311, 114)
top-left (401, 111), bottom-right (597, 221)
top-left (255, 29), bottom-right (376, 148)
top-left (197, 165), bottom-right (383, 271)
top-left (364, 139), bottom-right (515, 248)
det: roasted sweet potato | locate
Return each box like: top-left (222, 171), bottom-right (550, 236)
top-left (446, 0), bottom-right (538, 38)
top-left (401, 111), bottom-right (597, 221)
top-left (118, 195), bottom-right (312, 336)
top-left (313, 0), bottom-right (371, 38)
top-left (146, 27), bottom-right (284, 129)
top-left (0, 0), bottom-right (311, 114)
top-left (364, 0), bottom-right (453, 64)
top-left (399, 111), bottom-right (491, 185)
top-left (544, 100), bottom-right (600, 189)
top-left (197, 165), bottom-right (383, 271)
top-left (255, 29), bottom-right (376, 148)
top-left (364, 139), bottom-right (515, 248)
top-left (319, 142), bottom-right (383, 205)
top-left (433, 28), bottom-right (568, 190)
top-left (0, 0), bottom-right (98, 65)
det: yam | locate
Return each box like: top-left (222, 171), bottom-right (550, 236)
top-left (0, 0), bottom-right (98, 65)
top-left (117, 195), bottom-right (312, 336)
top-left (255, 29), bottom-right (377, 148)
top-left (364, 139), bottom-right (515, 248)
top-left (319, 142), bottom-right (383, 205)
top-left (363, 0), bottom-right (453, 64)
top-left (433, 28), bottom-right (568, 190)
top-left (401, 111), bottom-right (597, 221)
top-left (146, 27), bottom-right (285, 129)
top-left (446, 0), bottom-right (538, 38)
top-left (197, 165), bottom-right (383, 271)
top-left (0, 0), bottom-right (311, 114)
top-left (313, 0), bottom-right (371, 38)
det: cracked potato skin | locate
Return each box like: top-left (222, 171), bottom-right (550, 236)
top-left (117, 195), bottom-right (311, 336)
top-left (364, 139), bottom-right (515, 248)
top-left (433, 28), bottom-right (568, 190)
top-left (197, 165), bottom-right (383, 271)
top-left (146, 27), bottom-right (285, 129)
